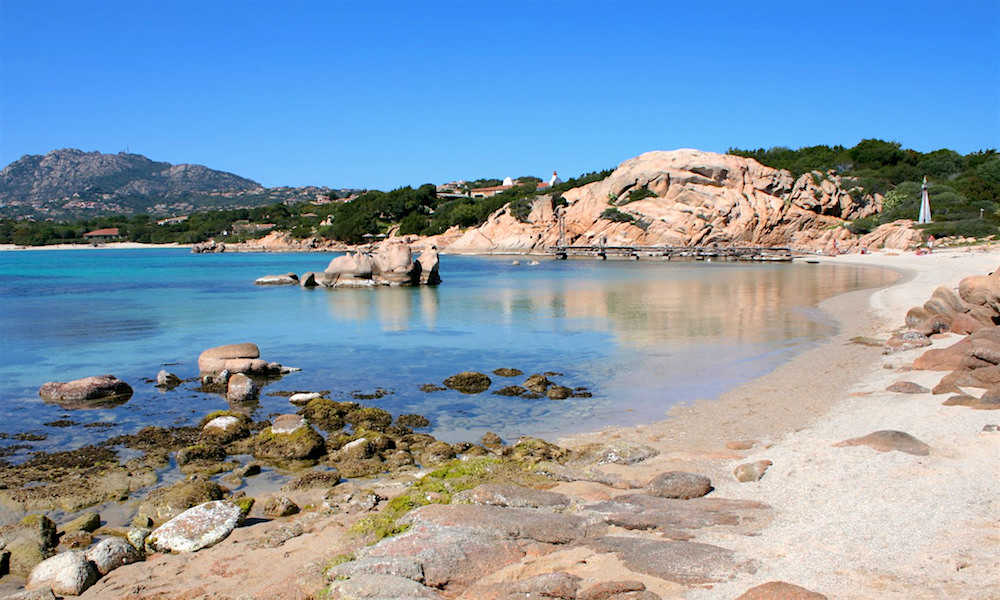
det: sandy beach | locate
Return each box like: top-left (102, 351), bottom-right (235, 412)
top-left (0, 242), bottom-right (192, 252)
top-left (4, 247), bottom-right (999, 600)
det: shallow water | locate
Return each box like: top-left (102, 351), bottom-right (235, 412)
top-left (0, 249), bottom-right (894, 460)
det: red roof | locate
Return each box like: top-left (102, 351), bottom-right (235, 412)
top-left (84, 228), bottom-right (120, 237)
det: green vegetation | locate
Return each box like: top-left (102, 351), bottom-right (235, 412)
top-left (1, 168), bottom-right (612, 246)
top-left (729, 140), bottom-right (1000, 237)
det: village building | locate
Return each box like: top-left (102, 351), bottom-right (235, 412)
top-left (83, 227), bottom-right (121, 244)
top-left (449, 171), bottom-right (563, 199)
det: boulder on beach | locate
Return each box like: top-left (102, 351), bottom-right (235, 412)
top-left (136, 479), bottom-right (227, 525)
top-left (146, 500), bottom-right (246, 553)
top-left (25, 550), bottom-right (98, 596)
top-left (834, 430), bottom-right (930, 456)
top-left (645, 471), bottom-right (713, 499)
top-left (38, 375), bottom-right (133, 408)
top-left (85, 537), bottom-right (142, 576)
top-left (735, 581), bottom-right (829, 600)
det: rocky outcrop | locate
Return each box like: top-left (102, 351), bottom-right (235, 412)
top-left (442, 150), bottom-right (901, 255)
top-left (300, 240), bottom-right (442, 288)
top-left (38, 375), bottom-right (133, 408)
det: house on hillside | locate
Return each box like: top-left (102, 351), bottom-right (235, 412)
top-left (83, 228), bottom-right (121, 244)
top-left (468, 171), bottom-right (563, 198)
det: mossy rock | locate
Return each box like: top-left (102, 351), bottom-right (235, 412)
top-left (61, 511), bottom-right (101, 534)
top-left (253, 424), bottom-right (326, 461)
top-left (481, 432), bottom-right (503, 448)
top-left (4, 537), bottom-right (52, 577)
top-left (442, 372), bottom-right (492, 394)
top-left (176, 444), bottom-right (227, 466)
top-left (0, 514), bottom-right (58, 550)
top-left (419, 384), bottom-right (446, 393)
top-left (198, 412), bottom-right (252, 445)
top-left (396, 414), bottom-right (430, 428)
top-left (331, 456), bottom-right (386, 478)
top-left (512, 437), bottom-right (568, 463)
top-left (492, 368), bottom-right (523, 378)
top-left (345, 407), bottom-right (393, 432)
top-left (493, 385), bottom-right (527, 397)
top-left (523, 374), bottom-right (551, 394)
top-left (299, 398), bottom-right (357, 432)
top-left (546, 385), bottom-right (573, 400)
top-left (136, 479), bottom-right (227, 525)
top-left (420, 441), bottom-right (456, 466)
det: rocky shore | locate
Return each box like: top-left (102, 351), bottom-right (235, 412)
top-left (2, 248), bottom-right (999, 599)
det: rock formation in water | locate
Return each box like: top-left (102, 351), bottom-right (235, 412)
top-left (301, 239), bottom-right (441, 288)
top-left (443, 149), bottom-right (918, 255)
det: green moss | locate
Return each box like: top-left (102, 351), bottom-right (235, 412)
top-left (234, 496), bottom-right (255, 516)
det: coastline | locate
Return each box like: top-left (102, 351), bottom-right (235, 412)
top-left (5, 247), bottom-right (999, 599)
top-left (0, 242), bottom-right (192, 251)
top-left (553, 247), bottom-right (1000, 598)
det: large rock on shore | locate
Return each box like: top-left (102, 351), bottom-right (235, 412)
top-left (253, 415), bottom-right (325, 461)
top-left (38, 375), bottom-right (133, 408)
top-left (443, 149), bottom-right (887, 255)
top-left (25, 551), bottom-right (98, 596)
top-left (146, 500), bottom-right (245, 553)
top-left (198, 343), bottom-right (286, 377)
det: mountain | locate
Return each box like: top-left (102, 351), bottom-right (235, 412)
top-left (0, 149), bottom-right (321, 219)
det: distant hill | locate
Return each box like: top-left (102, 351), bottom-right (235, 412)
top-left (0, 149), bottom-right (338, 219)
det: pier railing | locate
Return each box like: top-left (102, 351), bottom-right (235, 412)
top-left (549, 245), bottom-right (793, 261)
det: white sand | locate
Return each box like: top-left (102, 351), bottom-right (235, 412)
top-left (0, 242), bottom-right (190, 251)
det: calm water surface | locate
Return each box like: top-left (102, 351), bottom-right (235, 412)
top-left (0, 249), bottom-right (894, 460)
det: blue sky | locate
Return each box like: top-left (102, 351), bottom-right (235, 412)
top-left (1, 0), bottom-right (997, 190)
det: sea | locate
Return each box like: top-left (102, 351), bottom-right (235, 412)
top-left (0, 249), bottom-right (895, 462)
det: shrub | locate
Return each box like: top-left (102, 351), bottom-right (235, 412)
top-left (600, 208), bottom-right (635, 223)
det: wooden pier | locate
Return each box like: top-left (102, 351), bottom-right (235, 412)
top-left (549, 245), bottom-right (793, 262)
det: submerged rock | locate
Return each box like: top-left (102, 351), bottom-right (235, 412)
top-left (442, 372), bottom-right (491, 394)
top-left (38, 375), bottom-right (133, 408)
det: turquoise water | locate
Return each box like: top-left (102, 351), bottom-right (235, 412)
top-left (0, 249), bottom-right (893, 459)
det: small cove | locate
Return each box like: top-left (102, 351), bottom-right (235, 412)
top-left (0, 249), bottom-right (895, 462)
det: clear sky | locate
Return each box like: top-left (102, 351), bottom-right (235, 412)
top-left (1, 0), bottom-right (998, 190)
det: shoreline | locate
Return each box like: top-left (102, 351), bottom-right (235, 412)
top-left (4, 247), bottom-right (999, 599)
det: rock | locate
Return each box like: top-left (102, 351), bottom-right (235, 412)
top-left (2, 589), bottom-right (57, 600)
top-left (468, 484), bottom-right (570, 508)
top-left (255, 272), bottom-right (299, 285)
top-left (442, 371), bottom-right (491, 394)
top-left (4, 538), bottom-right (52, 578)
top-left (282, 469), bottom-right (341, 490)
top-left (834, 430), bottom-right (930, 456)
top-left (136, 479), bottom-right (227, 525)
top-left (645, 471), bottom-right (713, 499)
top-left (885, 381), bottom-right (929, 394)
top-left (725, 440), bottom-right (756, 450)
top-left (253, 416), bottom-right (325, 460)
top-left (126, 526), bottom-right (152, 552)
top-left (913, 338), bottom-right (972, 371)
top-left (951, 312), bottom-right (988, 335)
top-left (147, 500), bottom-right (245, 553)
top-left (328, 556), bottom-right (425, 583)
top-left (492, 367), bottom-right (523, 377)
top-left (734, 460), bottom-right (772, 482)
top-left (327, 574), bottom-right (442, 599)
top-left (263, 496), bottom-right (300, 518)
top-left (417, 246), bottom-right (441, 286)
top-left (397, 414), bottom-right (430, 428)
top-left (585, 494), bottom-right (768, 534)
top-left (200, 413), bottom-right (250, 445)
top-left (472, 572), bottom-right (583, 600)
top-left (25, 550), bottom-right (98, 596)
top-left (155, 370), bottom-right (182, 388)
top-left (325, 252), bottom-right (375, 281)
top-left (373, 241), bottom-right (417, 284)
top-left (594, 441), bottom-right (659, 465)
top-left (402, 504), bottom-right (588, 545)
top-left (971, 337), bottom-right (1000, 364)
top-left (60, 512), bottom-right (101, 535)
top-left (362, 522), bottom-right (526, 588)
top-left (481, 432), bottom-right (503, 448)
top-left (176, 443), bottom-right (227, 466)
top-left (85, 537), bottom-right (142, 576)
top-left (583, 536), bottom-right (750, 585)
top-left (578, 580), bottom-right (648, 600)
top-left (883, 331), bottom-right (932, 354)
top-left (197, 342), bottom-right (260, 374)
top-left (1, 514), bottom-right (59, 550)
top-left (345, 407), bottom-right (394, 431)
top-left (299, 271), bottom-right (317, 287)
top-left (905, 306), bottom-right (930, 329)
top-left (59, 530), bottom-right (93, 550)
top-left (323, 484), bottom-right (384, 514)
top-left (288, 391), bottom-right (322, 405)
top-left (523, 373), bottom-right (551, 394)
top-left (546, 384), bottom-right (573, 400)
top-left (38, 375), bottom-right (133, 408)
top-left (420, 441), bottom-right (456, 465)
top-left (945, 390), bottom-right (1000, 409)
top-left (493, 385), bottom-right (528, 397)
top-left (226, 373), bottom-right (257, 402)
top-left (734, 581), bottom-right (829, 600)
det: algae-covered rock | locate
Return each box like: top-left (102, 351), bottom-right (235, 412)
top-left (443, 372), bottom-right (492, 394)
top-left (60, 512), bottom-right (101, 535)
top-left (492, 368), bottom-right (523, 378)
top-left (523, 374), bottom-right (551, 394)
top-left (199, 412), bottom-right (252, 445)
top-left (396, 414), bottom-right (430, 428)
top-left (253, 416), bottom-right (325, 460)
top-left (345, 407), bottom-right (393, 432)
top-left (546, 385), bottom-right (573, 400)
top-left (299, 398), bottom-right (356, 432)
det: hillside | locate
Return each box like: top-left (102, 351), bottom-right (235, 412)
top-left (0, 149), bottom-right (331, 219)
